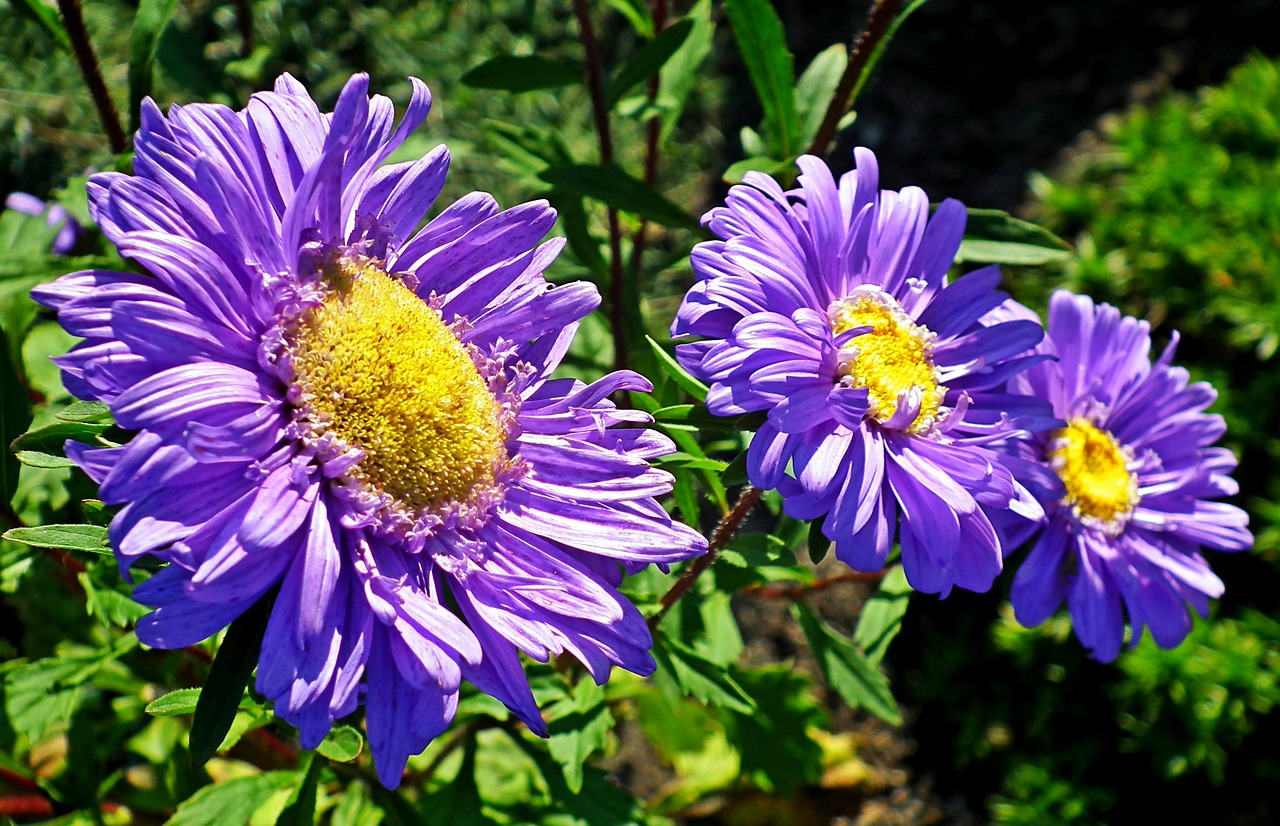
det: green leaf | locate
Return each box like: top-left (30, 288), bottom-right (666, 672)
top-left (189, 592), bottom-right (273, 766)
top-left (2, 524), bottom-right (109, 553)
top-left (56, 401), bottom-right (113, 424)
top-left (14, 450), bottom-right (75, 468)
top-left (9, 0), bottom-right (72, 51)
top-left (720, 665), bottom-right (825, 794)
top-left (461, 56), bottom-right (583, 93)
top-left (166, 772), bottom-right (297, 826)
top-left (722, 154), bottom-right (795, 185)
top-left (277, 753), bottom-right (321, 826)
top-left (652, 633), bottom-right (755, 714)
top-left (316, 725), bottom-right (363, 762)
top-left (955, 208), bottom-right (1075, 265)
top-left (547, 192), bottom-right (608, 278)
top-left (646, 336), bottom-right (708, 401)
top-left (546, 679), bottom-right (614, 794)
top-left (539, 163), bottom-right (703, 232)
top-left (606, 19), bottom-right (695, 106)
top-left (853, 565), bottom-right (911, 665)
top-left (80, 571), bottom-right (149, 627)
top-left (0, 329), bottom-right (30, 514)
top-left (806, 518), bottom-right (830, 565)
top-left (795, 44), bottom-right (848, 148)
top-left (421, 733), bottom-right (497, 826)
top-left (128, 0), bottom-right (179, 132)
top-left (145, 688), bottom-right (201, 717)
top-left (11, 419), bottom-right (110, 454)
top-left (656, 0), bottom-right (714, 141)
top-left (724, 0), bottom-right (800, 157)
top-left (794, 602), bottom-right (902, 725)
top-left (607, 0), bottom-right (654, 37)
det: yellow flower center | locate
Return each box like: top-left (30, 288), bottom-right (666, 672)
top-left (829, 290), bottom-right (946, 434)
top-left (1050, 417), bottom-right (1139, 530)
top-left (289, 257), bottom-right (507, 512)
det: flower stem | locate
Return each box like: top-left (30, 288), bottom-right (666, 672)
top-left (57, 0), bottom-right (127, 154)
top-left (807, 0), bottom-right (907, 157)
top-left (627, 0), bottom-right (669, 292)
top-left (648, 486), bottom-right (763, 630)
top-left (747, 569), bottom-right (884, 600)
top-left (571, 0), bottom-right (629, 372)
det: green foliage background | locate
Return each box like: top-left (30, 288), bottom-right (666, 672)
top-left (1, 1), bottom-right (1277, 824)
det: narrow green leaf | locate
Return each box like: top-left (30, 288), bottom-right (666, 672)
top-left (316, 725), bottom-right (363, 762)
top-left (606, 19), bottom-right (695, 106)
top-left (607, 0), bottom-right (654, 37)
top-left (190, 592), bottom-right (273, 766)
top-left (723, 154), bottom-right (795, 185)
top-left (652, 633), bottom-right (756, 714)
top-left (795, 44), bottom-right (848, 147)
top-left (128, 0), bottom-right (179, 132)
top-left (14, 450), bottom-right (75, 468)
top-left (657, 0), bottom-right (713, 141)
top-left (853, 565), bottom-right (910, 665)
top-left (806, 518), bottom-right (830, 565)
top-left (167, 772), bottom-right (297, 826)
top-left (794, 602), bottom-right (901, 725)
top-left (724, 0), bottom-right (799, 157)
top-left (56, 401), bottom-right (113, 423)
top-left (3, 524), bottom-right (109, 553)
top-left (11, 419), bottom-right (110, 454)
top-left (9, 0), bottom-right (71, 51)
top-left (539, 164), bottom-right (703, 232)
top-left (461, 55), bottom-right (583, 93)
top-left (646, 336), bottom-right (709, 401)
top-left (145, 688), bottom-right (201, 717)
top-left (0, 329), bottom-right (31, 513)
top-left (547, 192), bottom-right (608, 278)
top-left (955, 208), bottom-right (1075, 265)
top-left (277, 753), bottom-right (321, 826)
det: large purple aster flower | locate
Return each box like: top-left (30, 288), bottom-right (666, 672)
top-left (671, 149), bottom-right (1045, 596)
top-left (1004, 291), bottom-right (1251, 661)
top-left (33, 74), bottom-right (705, 786)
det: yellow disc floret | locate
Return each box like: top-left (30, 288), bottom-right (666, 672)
top-left (290, 257), bottom-right (507, 512)
top-left (1050, 417), bottom-right (1139, 531)
top-left (829, 289), bottom-right (947, 433)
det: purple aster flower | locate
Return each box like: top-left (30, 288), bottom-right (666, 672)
top-left (32, 74), bottom-right (705, 787)
top-left (671, 149), bottom-right (1045, 596)
top-left (6, 191), bottom-right (83, 254)
top-left (1004, 291), bottom-right (1252, 661)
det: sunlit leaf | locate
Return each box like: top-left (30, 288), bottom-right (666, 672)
top-left (724, 0), bottom-right (799, 157)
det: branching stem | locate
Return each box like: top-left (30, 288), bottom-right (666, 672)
top-left (648, 486), bottom-right (763, 630)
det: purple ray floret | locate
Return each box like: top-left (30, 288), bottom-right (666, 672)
top-left (33, 73), bottom-right (705, 787)
top-left (1003, 291), bottom-right (1251, 661)
top-left (672, 149), bottom-right (1046, 596)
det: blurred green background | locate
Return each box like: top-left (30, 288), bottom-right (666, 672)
top-left (2, 0), bottom-right (1279, 823)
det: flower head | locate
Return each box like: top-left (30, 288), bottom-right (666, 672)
top-left (672, 149), bottom-right (1045, 595)
top-left (33, 74), bottom-right (705, 786)
top-left (1005, 291), bottom-right (1252, 661)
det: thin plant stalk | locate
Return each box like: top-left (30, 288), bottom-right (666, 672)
top-left (807, 0), bottom-right (907, 157)
top-left (571, 0), bottom-right (629, 372)
top-left (57, 0), bottom-right (127, 154)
